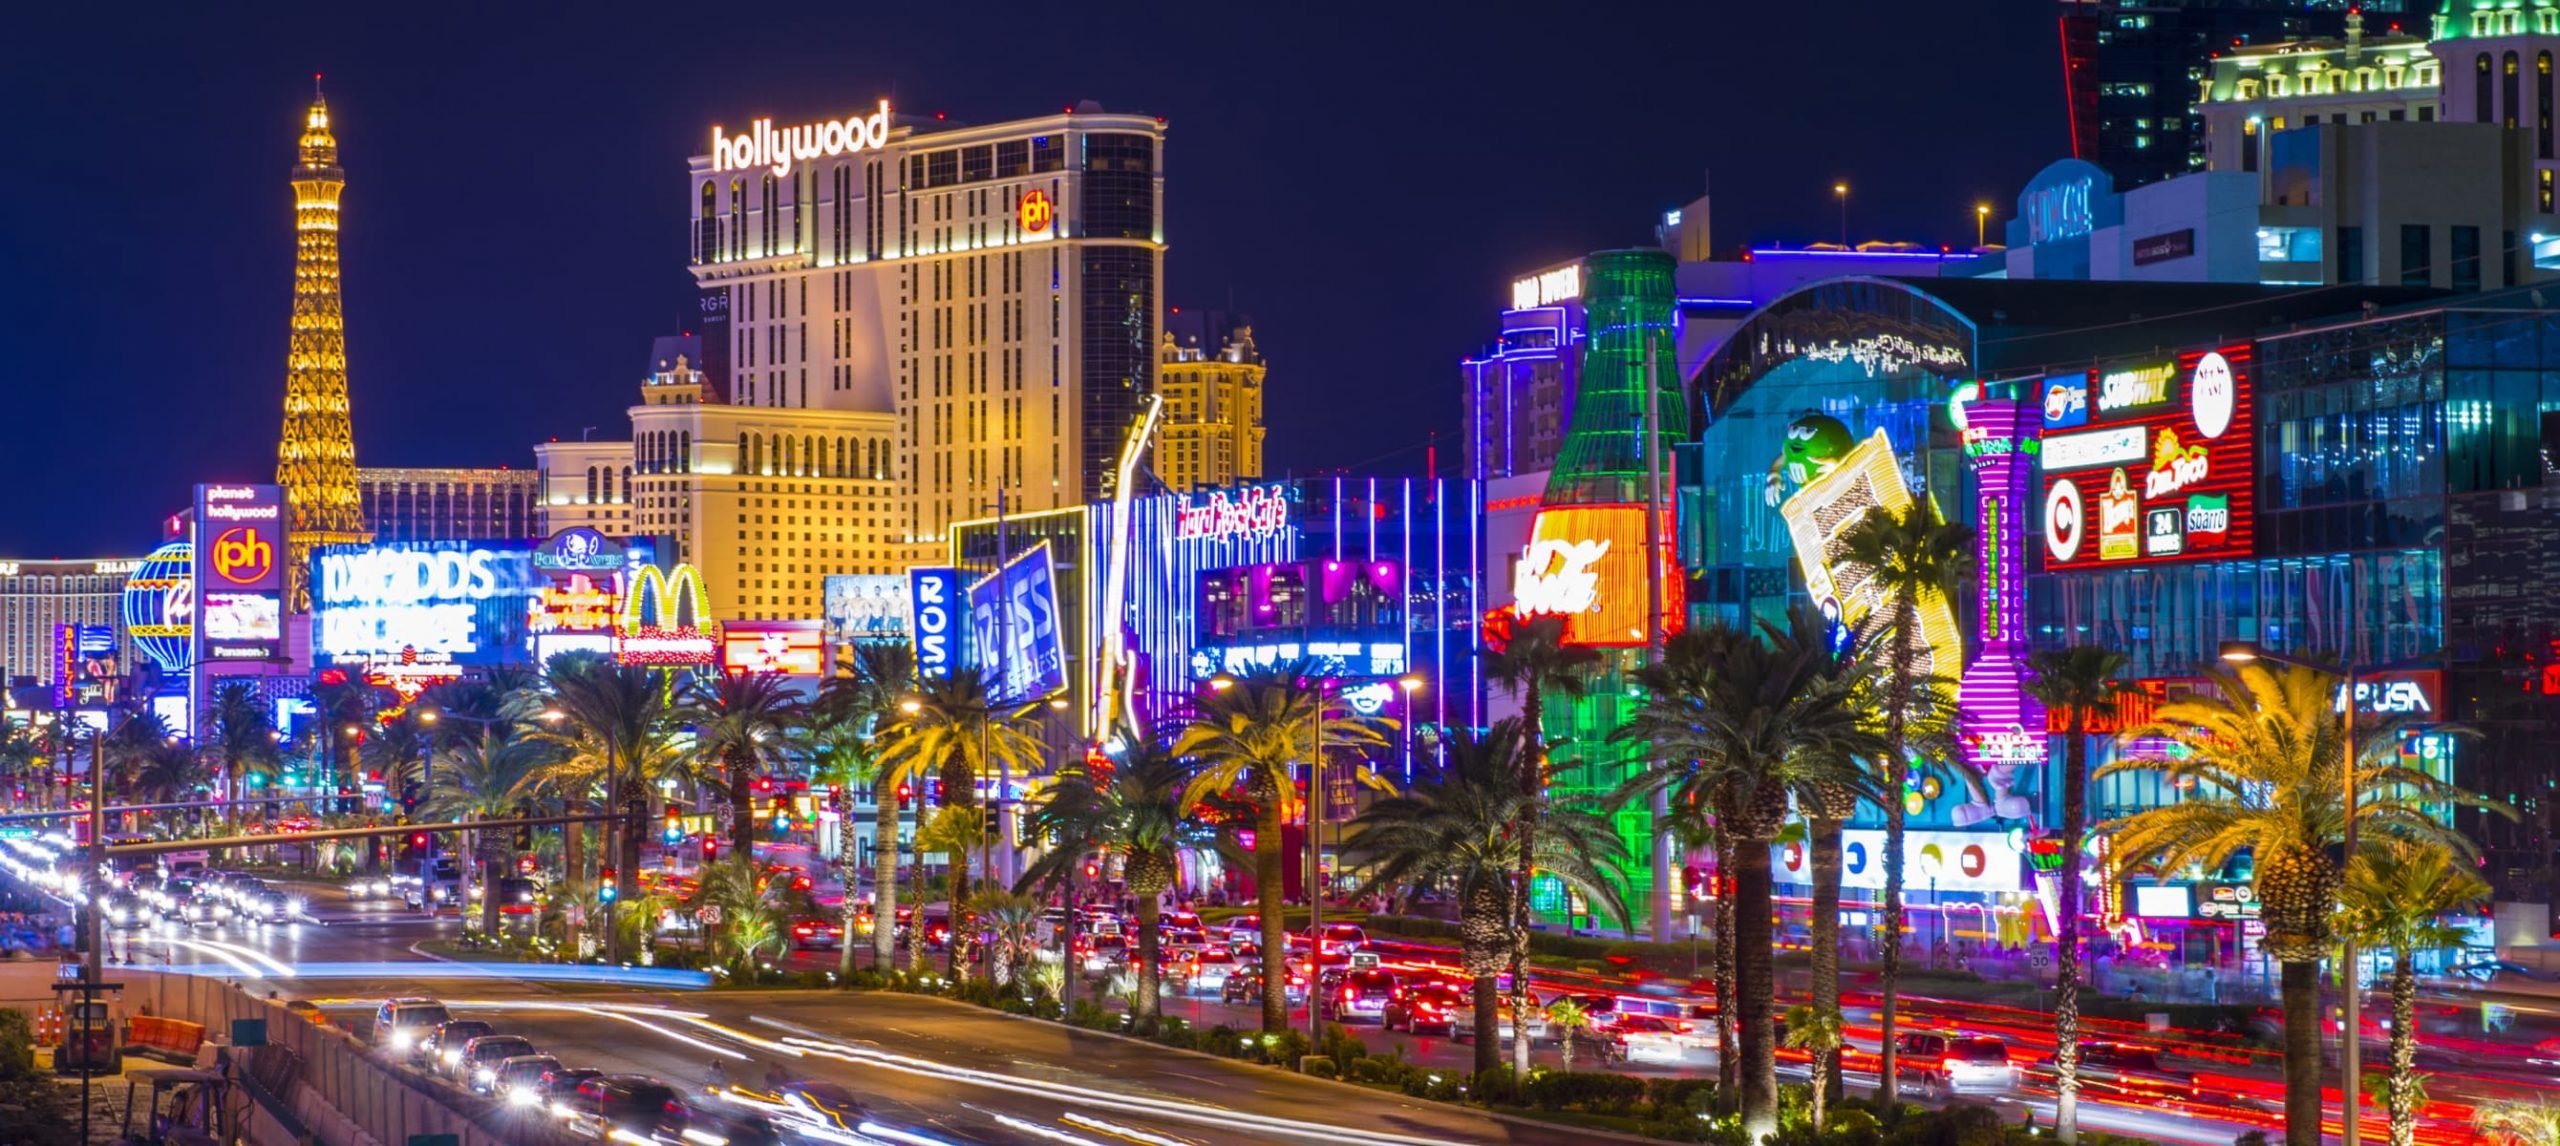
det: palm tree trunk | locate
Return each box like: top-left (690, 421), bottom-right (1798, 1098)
top-left (1877, 594), bottom-right (1916, 1113)
top-left (1511, 687), bottom-right (1544, 1081)
top-left (837, 792), bottom-right (861, 977)
top-left (1809, 814), bottom-right (1845, 1104)
top-left (873, 790), bottom-right (901, 970)
top-left (1135, 894), bottom-right (1163, 1033)
top-left (2389, 952), bottom-right (2417, 1146)
top-left (2282, 959), bottom-right (2322, 1146)
top-left (1714, 862), bottom-right (1738, 1107)
top-left (1734, 832), bottom-right (1779, 1141)
top-left (729, 751), bottom-right (758, 871)
top-left (1471, 973), bottom-right (1500, 1074)
top-left (1257, 797), bottom-right (1289, 1034)
top-left (1060, 867), bottom-right (1080, 1014)
top-left (563, 803), bottom-right (584, 950)
top-left (2056, 721), bottom-right (2090, 1144)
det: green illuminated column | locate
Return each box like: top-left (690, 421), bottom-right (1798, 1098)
top-left (1540, 249), bottom-right (1680, 931)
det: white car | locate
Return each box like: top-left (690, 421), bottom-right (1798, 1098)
top-left (1450, 993), bottom-right (1548, 1044)
top-left (1896, 1032), bottom-right (2018, 1097)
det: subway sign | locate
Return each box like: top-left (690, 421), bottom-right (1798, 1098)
top-left (2040, 346), bottom-right (2254, 571)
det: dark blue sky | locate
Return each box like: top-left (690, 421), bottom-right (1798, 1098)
top-left (1, 1), bottom-right (2064, 556)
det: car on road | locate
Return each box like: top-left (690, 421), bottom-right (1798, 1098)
top-left (491, 877), bottom-right (544, 916)
top-left (240, 888), bottom-right (298, 925)
top-left (155, 878), bottom-right (199, 913)
top-left (347, 874), bottom-right (394, 899)
top-left (1609, 1014), bottom-right (1704, 1064)
top-left (371, 999), bottom-right (451, 1055)
top-left (218, 874), bottom-right (268, 904)
top-left (1320, 969), bottom-right (1399, 1023)
top-left (2432, 959), bottom-right (2560, 993)
top-left (560, 1074), bottom-right (686, 1141)
top-left (460, 1034), bottom-right (540, 1089)
top-left (1382, 982), bottom-right (1468, 1035)
top-left (1294, 922), bottom-right (1369, 954)
top-left (101, 892), bottom-right (150, 930)
top-left (2052, 1042), bottom-right (2190, 1099)
top-left (535, 1066), bottom-right (605, 1116)
top-left (179, 892), bottom-right (233, 927)
top-left (1895, 1032), bottom-right (2017, 1098)
top-left (1222, 961), bottom-right (1309, 1007)
top-left (418, 1019), bottom-right (494, 1071)
top-left (1450, 991), bottom-right (1548, 1045)
top-left (1220, 914), bottom-right (1262, 948)
top-left (1181, 946), bottom-right (1242, 996)
top-left (789, 916), bottom-right (843, 950)
top-left (493, 1054), bottom-right (562, 1104)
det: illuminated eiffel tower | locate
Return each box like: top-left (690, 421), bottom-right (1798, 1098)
top-left (276, 80), bottom-right (370, 612)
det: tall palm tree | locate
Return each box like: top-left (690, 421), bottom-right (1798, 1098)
top-left (523, 653), bottom-right (673, 947)
top-left (1763, 605), bottom-right (1879, 1106)
top-left (424, 728), bottom-right (553, 934)
top-left (1175, 662), bottom-right (1388, 1034)
top-left (1341, 719), bottom-right (1627, 1074)
top-left (1018, 722), bottom-right (1199, 1028)
top-left (1614, 619), bottom-right (1880, 1140)
top-left (2339, 842), bottom-right (2490, 1146)
top-left (131, 739), bottom-right (208, 807)
top-left (1836, 499), bottom-right (1972, 1105)
top-left (205, 680), bottom-right (278, 830)
top-left (874, 670), bottom-right (1045, 978)
top-left (680, 672), bottom-right (805, 867)
top-left (818, 643), bottom-right (918, 972)
top-left (2104, 663), bottom-right (2504, 1146)
top-left (1483, 614), bottom-right (1603, 1069)
top-left (2024, 645), bottom-right (2131, 1144)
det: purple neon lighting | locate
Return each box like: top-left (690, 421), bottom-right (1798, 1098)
top-left (1954, 398), bottom-right (2045, 828)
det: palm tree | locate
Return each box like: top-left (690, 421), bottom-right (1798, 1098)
top-left (1760, 605), bottom-right (1879, 1107)
top-left (2480, 1099), bottom-right (2560, 1146)
top-left (696, 853), bottom-right (787, 975)
top-left (1176, 662), bottom-right (1389, 1034)
top-left (1783, 1003), bottom-right (1848, 1135)
top-left (2103, 663), bottom-right (2504, 1146)
top-left (2339, 842), bottom-right (2490, 1146)
top-left (1614, 620), bottom-right (1879, 1141)
top-left (1343, 720), bottom-right (1626, 1073)
top-left (680, 672), bottom-right (805, 868)
top-left (0, 724), bottom-right (37, 812)
top-left (1484, 615), bottom-right (1603, 1071)
top-left (1018, 722), bottom-right (1199, 1028)
top-left (875, 670), bottom-right (1046, 978)
top-left (1546, 998), bottom-right (1593, 1072)
top-left (523, 652), bottom-right (673, 950)
top-left (205, 681), bottom-right (278, 831)
top-left (131, 739), bottom-right (207, 807)
top-left (1836, 499), bottom-right (1972, 1105)
top-left (2023, 644), bottom-right (2131, 1144)
top-left (969, 888), bottom-right (1044, 989)
top-left (424, 728), bottom-right (552, 935)
top-left (818, 643), bottom-right (918, 972)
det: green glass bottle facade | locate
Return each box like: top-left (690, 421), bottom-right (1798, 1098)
top-left (1537, 248), bottom-right (1680, 929)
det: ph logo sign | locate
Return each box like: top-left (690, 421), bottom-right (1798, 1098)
top-left (211, 526), bottom-right (274, 587)
top-left (1018, 189), bottom-right (1054, 234)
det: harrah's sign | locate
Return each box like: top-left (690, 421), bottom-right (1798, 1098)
top-left (712, 101), bottom-right (892, 177)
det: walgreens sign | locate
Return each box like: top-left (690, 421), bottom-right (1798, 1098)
top-left (2039, 346), bottom-right (2254, 571)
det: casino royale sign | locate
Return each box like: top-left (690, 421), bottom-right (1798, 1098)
top-left (712, 101), bottom-right (893, 177)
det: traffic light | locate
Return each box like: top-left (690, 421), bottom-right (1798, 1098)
top-left (663, 807), bottom-right (681, 844)
top-left (702, 837), bottom-right (718, 862)
top-left (517, 854), bottom-right (536, 874)
top-left (598, 867), bottom-right (619, 903)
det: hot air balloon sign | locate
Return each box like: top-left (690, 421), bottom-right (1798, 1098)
top-left (120, 542), bottom-right (195, 673)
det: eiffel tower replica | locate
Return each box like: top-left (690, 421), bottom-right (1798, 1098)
top-left (276, 79), bottom-right (371, 612)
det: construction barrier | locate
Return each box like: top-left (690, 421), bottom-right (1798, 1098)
top-left (125, 1014), bottom-right (207, 1065)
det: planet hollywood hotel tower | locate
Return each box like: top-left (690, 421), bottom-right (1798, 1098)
top-left (688, 100), bottom-right (1166, 563)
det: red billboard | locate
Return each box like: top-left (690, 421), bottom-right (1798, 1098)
top-left (2039, 345), bottom-right (2253, 570)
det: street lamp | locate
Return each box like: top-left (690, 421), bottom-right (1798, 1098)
top-left (2221, 640), bottom-right (2408, 1146)
top-left (1975, 203), bottom-right (1991, 248)
top-left (1833, 182), bottom-right (1849, 247)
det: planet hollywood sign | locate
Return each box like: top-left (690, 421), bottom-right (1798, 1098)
top-left (711, 101), bottom-right (893, 177)
top-left (1175, 484), bottom-right (1292, 544)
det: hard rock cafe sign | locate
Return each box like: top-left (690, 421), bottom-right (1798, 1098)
top-left (1175, 484), bottom-right (1291, 544)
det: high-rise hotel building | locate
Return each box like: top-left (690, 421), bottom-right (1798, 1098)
top-left (686, 99), bottom-right (1166, 560)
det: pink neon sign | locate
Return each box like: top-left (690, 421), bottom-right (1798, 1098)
top-left (1954, 398), bottom-right (2044, 827)
top-left (1175, 484), bottom-right (1291, 544)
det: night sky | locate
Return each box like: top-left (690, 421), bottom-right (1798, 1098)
top-left (3, 1), bottom-right (2064, 557)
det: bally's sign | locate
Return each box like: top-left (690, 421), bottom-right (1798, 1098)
top-left (712, 101), bottom-right (893, 177)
